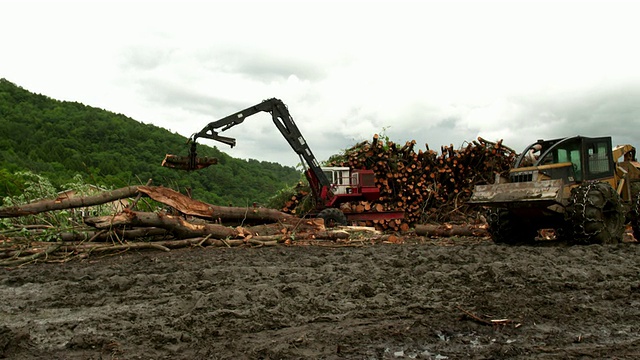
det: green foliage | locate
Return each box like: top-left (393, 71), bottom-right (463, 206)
top-left (0, 171), bottom-right (117, 232)
top-left (1, 171), bottom-right (66, 229)
top-left (0, 79), bottom-right (301, 207)
top-left (377, 126), bottom-right (393, 151)
top-left (2, 171), bottom-right (57, 206)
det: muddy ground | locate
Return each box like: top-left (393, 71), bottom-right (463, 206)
top-left (1, 237), bottom-right (639, 359)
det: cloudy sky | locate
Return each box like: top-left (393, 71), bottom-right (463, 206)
top-left (2, 0), bottom-right (640, 167)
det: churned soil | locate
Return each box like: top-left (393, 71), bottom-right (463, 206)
top-left (1, 237), bottom-right (639, 359)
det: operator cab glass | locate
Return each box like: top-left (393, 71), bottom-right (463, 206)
top-left (584, 138), bottom-right (614, 180)
top-left (321, 167), bottom-right (351, 194)
top-left (535, 136), bottom-right (614, 182)
top-left (549, 139), bottom-right (582, 181)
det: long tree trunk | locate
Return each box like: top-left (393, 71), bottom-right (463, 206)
top-left (0, 186), bottom-right (139, 218)
top-left (5, 227), bottom-right (170, 243)
top-left (137, 186), bottom-right (303, 224)
top-left (415, 223), bottom-right (489, 237)
top-left (83, 210), bottom-right (326, 239)
top-left (84, 211), bottom-right (244, 239)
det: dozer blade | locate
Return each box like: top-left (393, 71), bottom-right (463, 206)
top-left (161, 154), bottom-right (218, 171)
top-left (469, 179), bottom-right (565, 207)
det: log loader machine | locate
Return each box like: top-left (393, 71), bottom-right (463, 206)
top-left (469, 135), bottom-right (640, 244)
top-left (162, 98), bottom-right (404, 226)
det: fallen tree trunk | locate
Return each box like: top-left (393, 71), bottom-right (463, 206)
top-left (0, 186), bottom-right (140, 218)
top-left (1, 227), bottom-right (353, 265)
top-left (415, 223), bottom-right (489, 237)
top-left (0, 184), bottom-right (301, 227)
top-left (0, 228), bottom-right (170, 248)
top-left (84, 210), bottom-right (326, 239)
top-left (137, 186), bottom-right (303, 224)
top-left (84, 210), bottom-right (245, 239)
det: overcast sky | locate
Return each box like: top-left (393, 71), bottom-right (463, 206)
top-left (2, 0), bottom-right (640, 167)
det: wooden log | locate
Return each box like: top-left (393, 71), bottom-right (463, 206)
top-left (137, 186), bottom-right (304, 225)
top-left (31, 227), bottom-right (169, 243)
top-left (84, 210), bottom-right (326, 240)
top-left (230, 219), bottom-right (325, 237)
top-left (1, 225), bottom-right (353, 265)
top-left (0, 186), bottom-right (140, 218)
top-left (161, 154), bottom-right (218, 170)
top-left (415, 223), bottom-right (489, 237)
top-left (84, 210), bottom-right (244, 239)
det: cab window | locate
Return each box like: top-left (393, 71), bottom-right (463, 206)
top-left (552, 140), bottom-right (582, 181)
top-left (585, 140), bottom-right (613, 179)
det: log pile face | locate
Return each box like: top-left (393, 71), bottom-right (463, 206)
top-left (281, 136), bottom-right (517, 228)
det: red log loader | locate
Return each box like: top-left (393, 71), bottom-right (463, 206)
top-left (162, 98), bottom-right (404, 226)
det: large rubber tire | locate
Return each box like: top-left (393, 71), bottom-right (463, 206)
top-left (630, 192), bottom-right (640, 242)
top-left (565, 182), bottom-right (624, 245)
top-left (486, 208), bottom-right (538, 245)
top-left (317, 208), bottom-right (348, 227)
top-left (630, 180), bottom-right (640, 202)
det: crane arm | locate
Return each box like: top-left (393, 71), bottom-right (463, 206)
top-left (191, 98), bottom-right (332, 191)
top-left (613, 144), bottom-right (636, 162)
top-left (191, 101), bottom-right (273, 147)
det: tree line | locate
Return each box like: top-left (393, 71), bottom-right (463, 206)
top-left (0, 79), bottom-right (300, 206)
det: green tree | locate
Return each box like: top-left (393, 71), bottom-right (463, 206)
top-left (0, 78), bottom-right (301, 205)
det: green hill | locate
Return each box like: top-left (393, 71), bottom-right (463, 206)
top-left (0, 79), bottom-right (301, 205)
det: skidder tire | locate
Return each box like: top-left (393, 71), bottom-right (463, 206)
top-left (317, 208), bottom-right (348, 227)
top-left (486, 208), bottom-right (537, 245)
top-left (631, 192), bottom-right (640, 242)
top-left (565, 182), bottom-right (624, 245)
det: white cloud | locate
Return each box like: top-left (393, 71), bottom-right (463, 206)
top-left (2, 0), bottom-right (640, 165)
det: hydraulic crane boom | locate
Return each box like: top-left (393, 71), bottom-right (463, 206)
top-left (190, 98), bottom-right (332, 197)
top-left (162, 97), bottom-right (405, 225)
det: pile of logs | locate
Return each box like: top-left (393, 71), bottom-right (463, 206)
top-left (280, 136), bottom-right (517, 229)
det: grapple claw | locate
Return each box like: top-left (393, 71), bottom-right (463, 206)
top-left (161, 142), bottom-right (218, 171)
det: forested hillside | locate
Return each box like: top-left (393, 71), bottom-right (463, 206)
top-left (0, 79), bottom-right (301, 205)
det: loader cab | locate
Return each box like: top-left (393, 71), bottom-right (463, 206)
top-left (519, 136), bottom-right (615, 183)
top-left (321, 167), bottom-right (380, 200)
top-left (322, 167), bottom-right (352, 194)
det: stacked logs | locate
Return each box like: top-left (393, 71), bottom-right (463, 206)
top-left (279, 183), bottom-right (311, 216)
top-left (279, 135), bottom-right (517, 229)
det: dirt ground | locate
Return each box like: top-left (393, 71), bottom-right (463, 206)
top-left (1, 236), bottom-right (639, 359)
